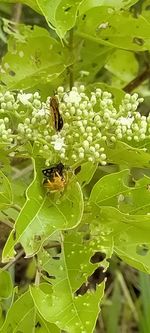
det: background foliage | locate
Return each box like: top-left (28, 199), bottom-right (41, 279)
top-left (1, 0), bottom-right (150, 332)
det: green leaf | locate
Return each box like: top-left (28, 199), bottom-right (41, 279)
top-left (90, 169), bottom-right (150, 214)
top-left (0, 289), bottom-right (59, 332)
top-left (79, 0), bottom-right (139, 14)
top-left (105, 49), bottom-right (139, 84)
top-left (1, 25), bottom-right (70, 89)
top-left (0, 170), bottom-right (13, 209)
top-left (0, 270), bottom-right (13, 299)
top-left (104, 141), bottom-right (150, 168)
top-left (2, 161), bottom-right (83, 260)
top-left (77, 7), bottom-right (150, 51)
top-left (30, 230), bottom-right (107, 332)
top-left (31, 279), bottom-right (105, 333)
top-left (89, 170), bottom-right (150, 272)
top-left (37, 0), bottom-right (83, 38)
top-left (75, 161), bottom-right (98, 187)
top-left (90, 205), bottom-right (150, 273)
top-left (40, 230), bottom-right (108, 291)
top-left (75, 40), bottom-right (113, 83)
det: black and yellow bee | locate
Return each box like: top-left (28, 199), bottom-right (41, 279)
top-left (42, 162), bottom-right (67, 193)
top-left (50, 96), bottom-right (63, 132)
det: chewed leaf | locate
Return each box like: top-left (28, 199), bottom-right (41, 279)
top-left (77, 7), bottom-right (150, 51)
top-left (2, 171), bottom-right (83, 261)
top-left (90, 205), bottom-right (150, 273)
top-left (1, 26), bottom-right (70, 90)
top-left (90, 169), bottom-right (150, 214)
top-left (30, 280), bottom-right (105, 333)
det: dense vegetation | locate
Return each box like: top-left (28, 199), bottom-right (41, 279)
top-left (0, 1), bottom-right (150, 332)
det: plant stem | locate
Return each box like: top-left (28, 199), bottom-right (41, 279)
top-left (2, 249), bottom-right (25, 271)
top-left (69, 28), bottom-right (74, 89)
top-left (11, 204), bottom-right (21, 212)
top-left (12, 3), bottom-right (23, 23)
top-left (123, 67), bottom-right (150, 93)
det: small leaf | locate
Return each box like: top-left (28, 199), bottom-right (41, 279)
top-left (0, 270), bottom-right (13, 299)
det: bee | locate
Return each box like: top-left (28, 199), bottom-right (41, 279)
top-left (50, 96), bottom-right (63, 132)
top-left (42, 162), bottom-right (67, 193)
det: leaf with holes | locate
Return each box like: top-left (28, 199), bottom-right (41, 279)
top-left (30, 231), bottom-right (105, 333)
top-left (2, 161), bottom-right (83, 261)
top-left (90, 169), bottom-right (150, 214)
top-left (89, 205), bottom-right (150, 274)
top-left (77, 7), bottom-right (150, 51)
top-left (0, 289), bottom-right (60, 332)
top-left (1, 26), bottom-right (70, 90)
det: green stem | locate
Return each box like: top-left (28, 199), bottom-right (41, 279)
top-left (10, 204), bottom-right (21, 212)
top-left (2, 249), bottom-right (25, 271)
top-left (69, 28), bottom-right (74, 89)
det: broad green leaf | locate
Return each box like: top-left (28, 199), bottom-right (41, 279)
top-left (31, 230), bottom-right (108, 332)
top-left (0, 270), bottom-right (13, 299)
top-left (39, 230), bottom-right (109, 292)
top-left (0, 289), bottom-right (59, 332)
top-left (77, 7), bottom-right (150, 51)
top-left (79, 0), bottom-right (139, 14)
top-left (37, 0), bottom-right (83, 39)
top-left (90, 169), bottom-right (150, 214)
top-left (90, 205), bottom-right (150, 273)
top-left (0, 170), bottom-right (13, 209)
top-left (2, 162), bottom-right (83, 260)
top-left (31, 279), bottom-right (105, 333)
top-left (35, 313), bottom-right (60, 332)
top-left (0, 290), bottom-right (34, 332)
top-left (104, 141), bottom-right (150, 168)
top-left (1, 26), bottom-right (70, 89)
top-left (105, 49), bottom-right (139, 84)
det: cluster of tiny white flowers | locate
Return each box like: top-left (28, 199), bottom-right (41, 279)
top-left (0, 86), bottom-right (147, 166)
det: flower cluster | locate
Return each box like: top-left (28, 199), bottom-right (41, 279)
top-left (0, 86), bottom-right (147, 166)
